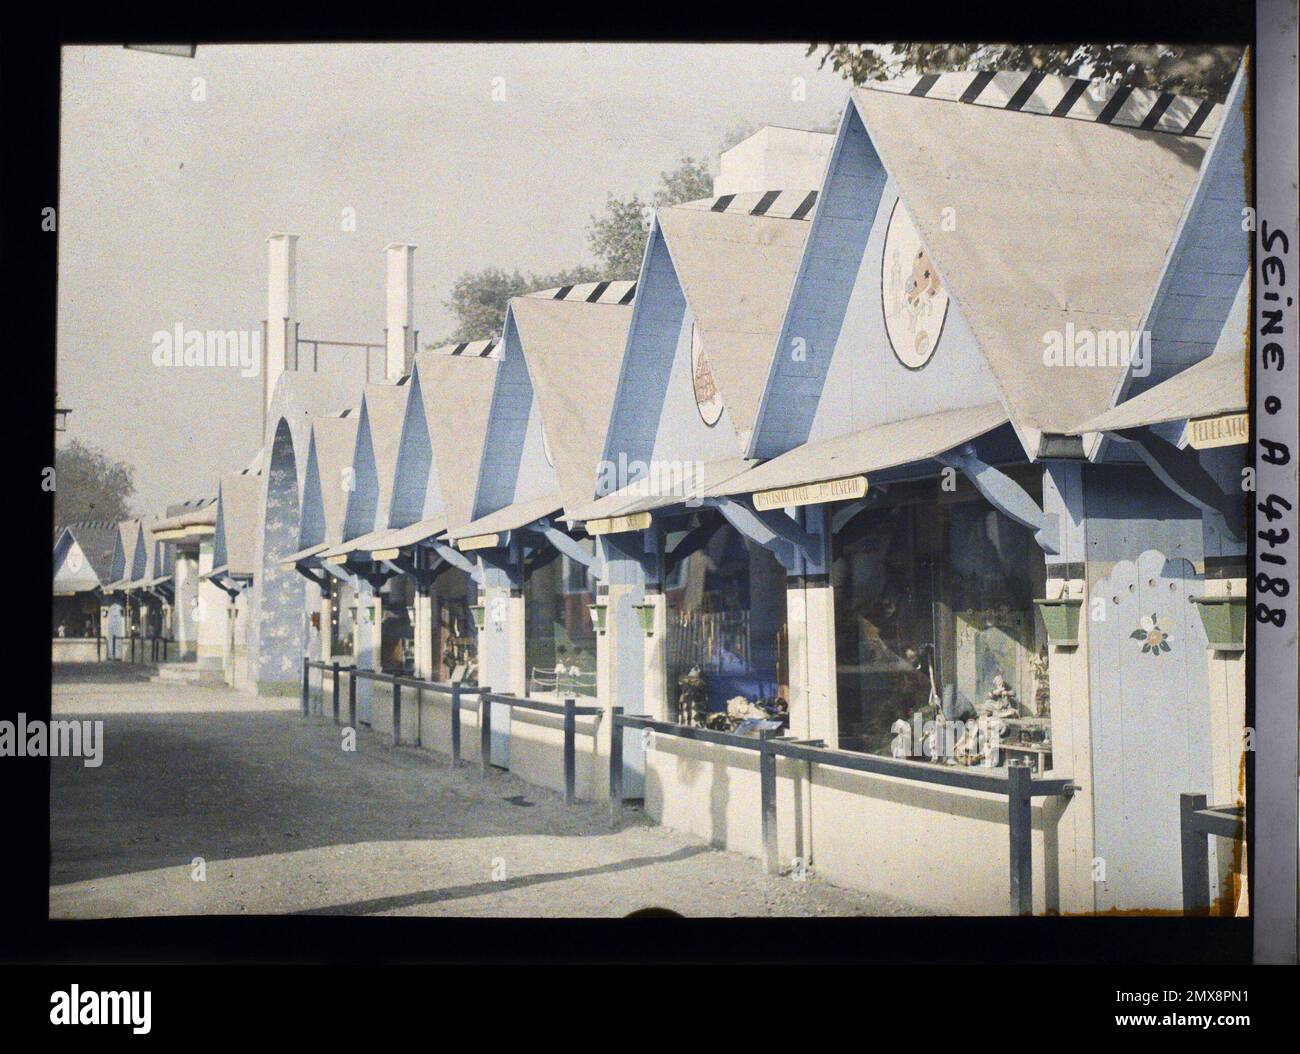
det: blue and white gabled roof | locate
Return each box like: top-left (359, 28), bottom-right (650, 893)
top-left (527, 279), bottom-right (637, 306)
top-left (749, 69), bottom-right (1222, 463)
top-left (868, 69), bottom-right (1223, 140)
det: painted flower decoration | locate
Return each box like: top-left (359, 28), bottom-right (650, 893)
top-left (1130, 614), bottom-right (1173, 655)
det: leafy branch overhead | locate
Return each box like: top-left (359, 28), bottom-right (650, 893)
top-left (808, 43), bottom-right (1243, 101)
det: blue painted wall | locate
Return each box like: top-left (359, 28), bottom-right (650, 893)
top-left (297, 434), bottom-right (326, 549)
top-left (1082, 464), bottom-right (1212, 911)
top-left (341, 397), bottom-right (381, 540)
top-left (472, 311), bottom-right (558, 518)
top-left (601, 222), bottom-right (745, 484)
top-left (749, 104), bottom-right (1002, 458)
top-left (387, 370), bottom-right (444, 529)
top-left (1116, 70), bottom-right (1248, 401)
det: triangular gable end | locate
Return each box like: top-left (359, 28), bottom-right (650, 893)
top-left (130, 522), bottom-right (149, 581)
top-left (388, 367), bottom-right (445, 530)
top-left (213, 486), bottom-right (231, 568)
top-left (510, 294), bottom-right (632, 515)
top-left (748, 102), bottom-right (1003, 460)
top-left (298, 417), bottom-right (359, 550)
top-left (1092, 61), bottom-right (1250, 459)
top-left (849, 79), bottom-right (1207, 456)
top-left (656, 204), bottom-right (812, 451)
top-left (339, 384), bottom-right (407, 541)
top-left (298, 434), bottom-right (326, 550)
top-left (470, 307), bottom-right (560, 521)
top-left (600, 218), bottom-right (747, 485)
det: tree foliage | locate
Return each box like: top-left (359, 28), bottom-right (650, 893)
top-left (55, 438), bottom-right (135, 525)
top-left (809, 43), bottom-right (1243, 101)
top-left (439, 156), bottom-right (715, 340)
top-left (441, 265), bottom-right (603, 343)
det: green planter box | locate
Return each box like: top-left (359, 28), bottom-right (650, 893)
top-left (633, 603), bottom-right (656, 635)
top-left (469, 604), bottom-right (486, 631)
top-left (1034, 597), bottom-right (1082, 647)
top-left (1190, 595), bottom-right (1247, 652)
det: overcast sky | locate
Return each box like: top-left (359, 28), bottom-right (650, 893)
top-left (56, 43), bottom-right (851, 517)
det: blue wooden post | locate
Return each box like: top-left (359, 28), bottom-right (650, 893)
top-left (300, 657), bottom-right (309, 717)
top-left (609, 707), bottom-right (624, 828)
top-left (759, 730), bottom-right (780, 875)
top-left (451, 686), bottom-right (462, 765)
top-left (392, 680), bottom-right (402, 745)
top-left (563, 697), bottom-right (577, 805)
top-left (1007, 760), bottom-right (1033, 916)
top-left (479, 692), bottom-right (493, 775)
top-left (1181, 793), bottom-right (1211, 915)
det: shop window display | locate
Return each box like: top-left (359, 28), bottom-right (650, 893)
top-left (524, 542), bottom-right (597, 696)
top-left (832, 477), bottom-right (1047, 759)
top-left (666, 517), bottom-right (788, 729)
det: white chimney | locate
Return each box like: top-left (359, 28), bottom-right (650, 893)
top-left (264, 232), bottom-right (299, 438)
top-left (385, 243), bottom-right (416, 381)
top-left (714, 127), bottom-right (834, 197)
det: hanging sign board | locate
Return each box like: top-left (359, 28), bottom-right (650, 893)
top-left (1185, 412), bottom-right (1248, 449)
top-left (753, 475), bottom-right (868, 511)
top-left (585, 511), bottom-right (652, 536)
top-left (457, 532), bottom-right (503, 551)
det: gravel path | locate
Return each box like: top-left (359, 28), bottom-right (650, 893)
top-left (49, 671), bottom-right (919, 918)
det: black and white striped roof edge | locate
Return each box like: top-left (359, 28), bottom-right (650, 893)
top-left (866, 70), bottom-right (1222, 139)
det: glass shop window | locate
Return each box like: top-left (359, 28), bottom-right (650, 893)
top-left (432, 566), bottom-right (478, 684)
top-left (331, 579), bottom-right (355, 658)
top-left (832, 477), bottom-right (1047, 758)
top-left (524, 540), bottom-right (598, 696)
top-left (665, 518), bottom-right (789, 729)
top-left (380, 575), bottom-right (414, 674)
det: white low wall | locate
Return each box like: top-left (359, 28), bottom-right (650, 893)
top-left (300, 671), bottom-right (1065, 914)
top-left (645, 737), bottom-right (1063, 915)
top-left (52, 638), bottom-right (104, 663)
top-left (809, 766), bottom-right (1059, 915)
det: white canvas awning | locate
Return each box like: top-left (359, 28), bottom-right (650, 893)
top-left (707, 402), bottom-right (1009, 499)
top-left (567, 456), bottom-right (756, 523)
top-left (446, 494), bottom-right (562, 545)
top-left (1070, 351), bottom-right (1247, 434)
top-left (278, 541), bottom-right (330, 568)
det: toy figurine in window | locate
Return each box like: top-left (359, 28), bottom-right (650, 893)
top-left (676, 666), bottom-right (708, 726)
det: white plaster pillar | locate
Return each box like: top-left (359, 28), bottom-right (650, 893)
top-left (1042, 463), bottom-right (1096, 916)
top-left (385, 243), bottom-right (416, 381)
top-left (353, 578), bottom-right (382, 724)
top-left (173, 549), bottom-right (200, 660)
top-left (641, 591), bottom-right (668, 722)
top-left (196, 538), bottom-right (225, 669)
top-left (319, 589), bottom-right (334, 664)
top-left (264, 233), bottom-right (299, 441)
